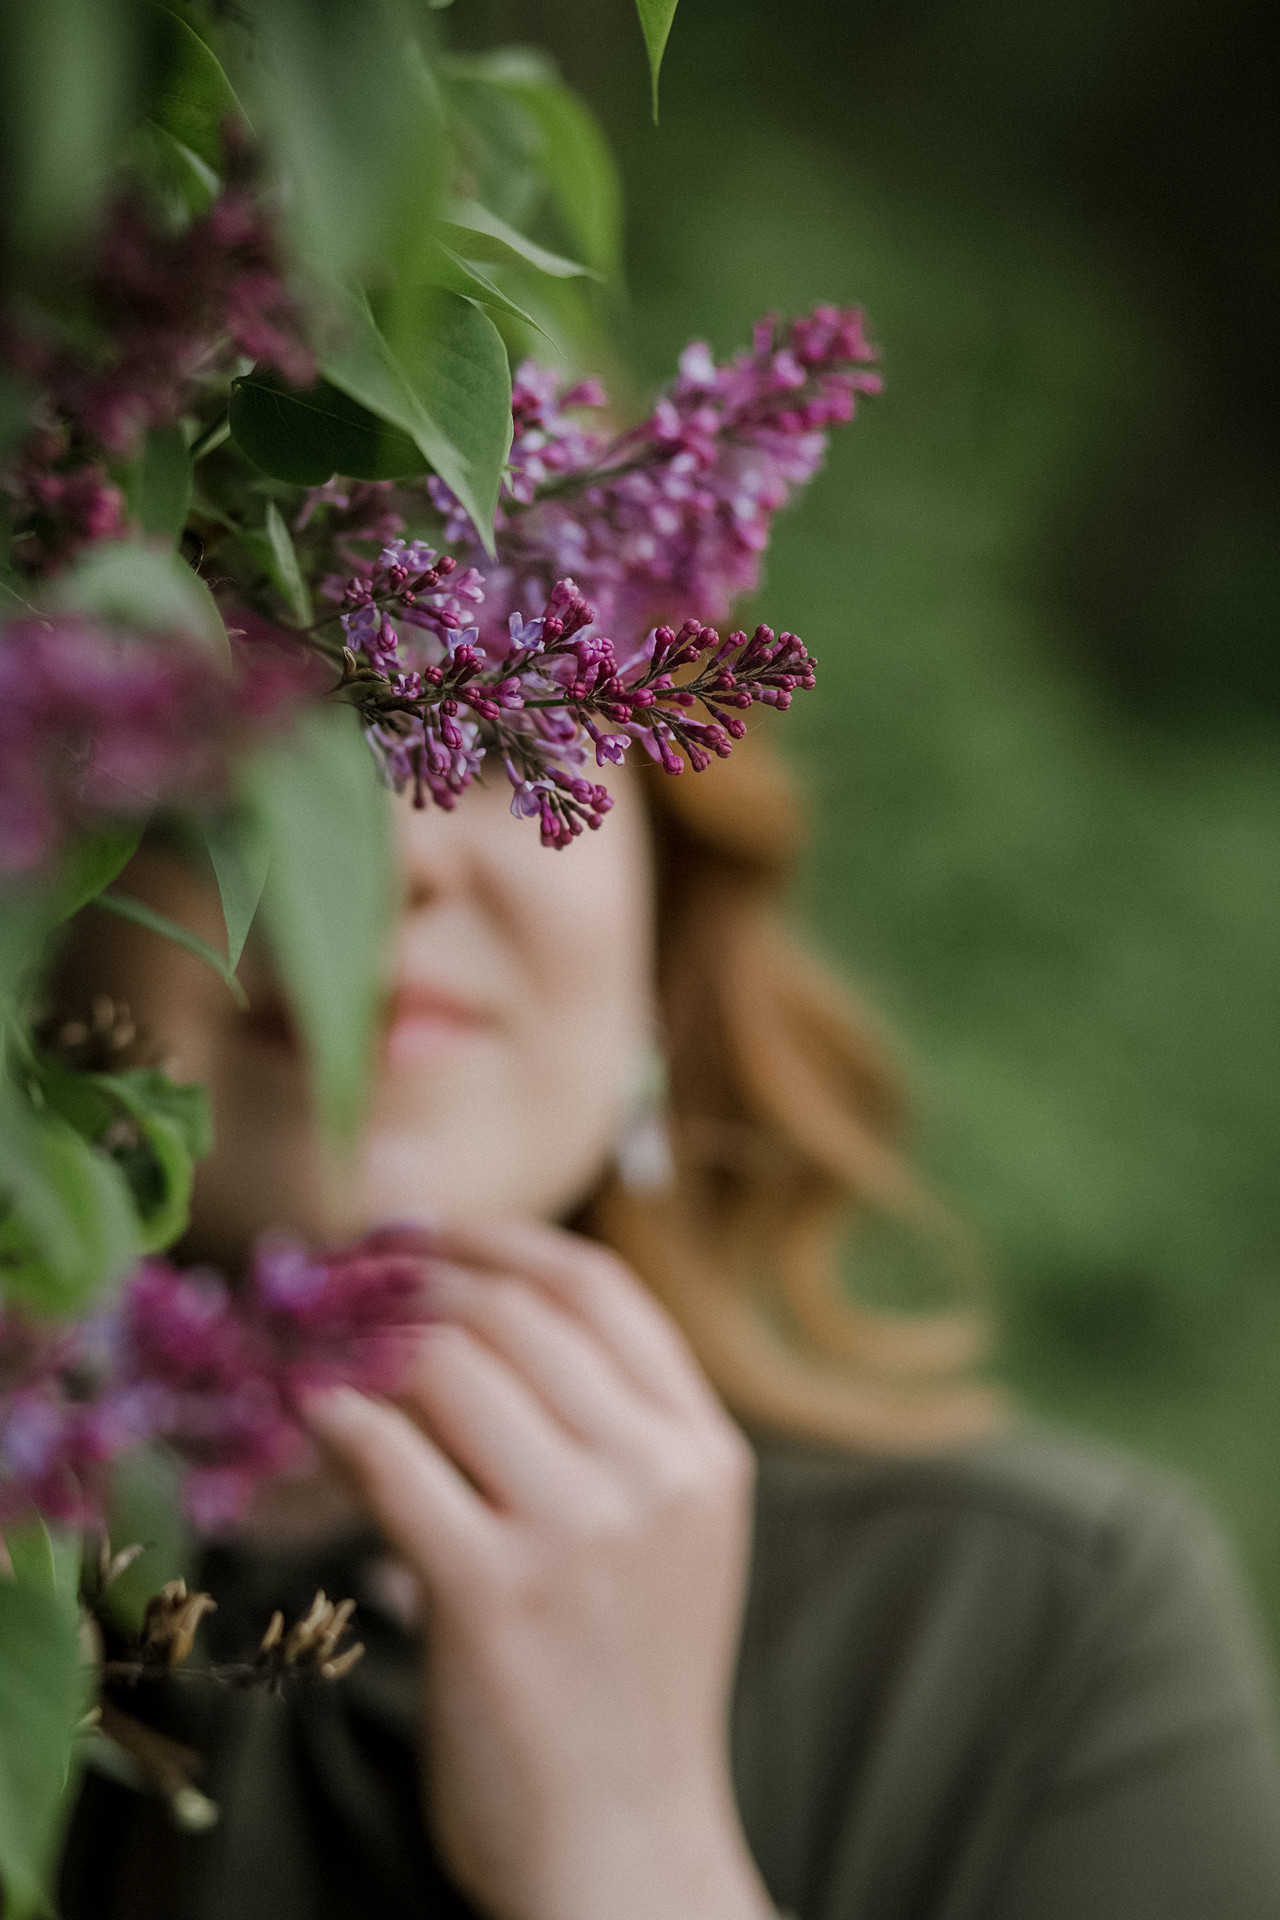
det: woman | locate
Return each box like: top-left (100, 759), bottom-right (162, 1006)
top-left (58, 737), bottom-right (1280, 1920)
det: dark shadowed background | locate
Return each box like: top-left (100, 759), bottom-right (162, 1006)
top-left (451, 0), bottom-right (1280, 1641)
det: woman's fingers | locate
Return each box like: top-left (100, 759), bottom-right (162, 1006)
top-left (427, 1260), bottom-right (671, 1458)
top-left (302, 1384), bottom-right (495, 1585)
top-left (399, 1320), bottom-right (596, 1517)
top-left (421, 1217), bottom-right (720, 1421)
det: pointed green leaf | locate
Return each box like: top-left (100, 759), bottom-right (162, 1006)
top-left (444, 200), bottom-right (593, 279)
top-left (3, 1518), bottom-right (82, 1603)
top-left (635, 0), bottom-right (681, 121)
top-left (126, 423), bottom-right (191, 544)
top-left (2, 1520), bottom-right (57, 1593)
top-left (228, 370), bottom-right (428, 486)
top-left (433, 243), bottom-right (548, 338)
top-left (0, 887), bottom-right (49, 1013)
top-left (242, 704), bottom-right (394, 1136)
top-left (90, 893), bottom-right (249, 1009)
top-left (100, 1445), bottom-right (192, 1633)
top-left (263, 502), bottom-right (313, 627)
top-left (106, 1069), bottom-right (212, 1164)
top-left (132, 121), bottom-right (219, 217)
top-left (52, 827), bottom-right (143, 924)
top-left (445, 61), bottom-right (622, 279)
top-left (0, 1077), bottom-right (140, 1315)
top-left (249, 0), bottom-right (443, 287)
top-left (80, 1074), bottom-right (199, 1254)
top-left (202, 810), bottom-right (270, 970)
top-left (145, 3), bottom-right (247, 171)
top-left (4, 0), bottom-right (140, 254)
top-left (323, 289), bottom-right (511, 553)
top-left (407, 294), bottom-right (513, 544)
top-left (0, 1571), bottom-right (84, 1918)
top-left (38, 1060), bottom-right (209, 1256)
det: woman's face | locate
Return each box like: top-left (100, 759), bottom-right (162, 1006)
top-left (66, 769), bottom-right (656, 1269)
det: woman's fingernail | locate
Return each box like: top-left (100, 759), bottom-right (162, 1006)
top-left (297, 1383), bottom-right (365, 1431)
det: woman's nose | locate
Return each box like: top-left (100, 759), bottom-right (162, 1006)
top-left (395, 791), bottom-right (471, 913)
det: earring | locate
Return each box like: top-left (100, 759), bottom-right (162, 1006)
top-left (615, 1041), bottom-right (676, 1197)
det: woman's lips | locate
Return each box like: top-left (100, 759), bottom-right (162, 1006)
top-left (383, 983), bottom-right (490, 1069)
top-left (241, 983), bottom-right (491, 1069)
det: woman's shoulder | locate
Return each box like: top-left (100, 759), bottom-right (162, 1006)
top-left (748, 1418), bottom-right (1210, 1569)
top-left (739, 1419), bottom-right (1280, 1759)
top-left (742, 1420), bottom-right (1261, 1655)
top-left (734, 1423), bottom-right (1280, 1920)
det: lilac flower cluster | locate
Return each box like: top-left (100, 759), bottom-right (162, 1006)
top-left (285, 307), bottom-right (872, 841)
top-left (0, 1230), bottom-right (429, 1533)
top-left (0, 303), bottom-right (865, 874)
top-left (2, 132), bottom-right (311, 577)
top-left (0, 615), bottom-right (317, 874)
top-left (326, 541), bottom-right (814, 847)
top-left (427, 306), bottom-right (881, 649)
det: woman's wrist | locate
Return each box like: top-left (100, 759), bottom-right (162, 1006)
top-left (525, 1770), bottom-right (778, 1920)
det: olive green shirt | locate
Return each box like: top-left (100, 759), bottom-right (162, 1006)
top-left (61, 1427), bottom-right (1280, 1919)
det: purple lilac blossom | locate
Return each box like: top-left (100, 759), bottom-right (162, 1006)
top-left (288, 307), bottom-right (866, 841)
top-left (0, 614), bottom-right (320, 874)
top-left (1, 129), bottom-right (312, 577)
top-left (323, 543), bottom-right (814, 846)
top-left (423, 306), bottom-right (881, 654)
top-left (0, 1230), bottom-right (430, 1531)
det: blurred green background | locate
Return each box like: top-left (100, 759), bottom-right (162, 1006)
top-left (456, 0), bottom-right (1280, 1639)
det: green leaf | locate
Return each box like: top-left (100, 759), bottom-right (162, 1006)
top-left (105, 1069), bottom-right (212, 1164)
top-left (90, 893), bottom-right (249, 1009)
top-left (26, 1040), bottom-right (210, 1258)
top-left (432, 242), bottom-right (548, 338)
top-left (82, 1072), bottom-right (201, 1253)
top-left (444, 199), bottom-right (593, 279)
top-left (1, 0), bottom-right (141, 254)
top-left (242, 704), bottom-right (394, 1136)
top-left (0, 887), bottom-right (50, 1013)
top-left (0, 1077), bottom-right (140, 1316)
top-left (2, 1518), bottom-right (82, 1604)
top-left (51, 827), bottom-right (143, 924)
top-left (126, 424), bottom-right (192, 545)
top-left (323, 289), bottom-right (512, 553)
top-left (228, 370), bottom-right (428, 486)
top-left (446, 59), bottom-right (623, 280)
top-left (0, 1567), bottom-right (85, 1918)
top-left (145, 2), bottom-right (247, 173)
top-left (52, 540), bottom-right (230, 666)
top-left (634, 0), bottom-right (681, 121)
top-left (37, 1060), bottom-right (209, 1255)
top-left (202, 810), bottom-right (270, 971)
top-left (263, 502), bottom-right (313, 627)
top-left (3, 1521), bottom-right (56, 1594)
top-left (100, 1445), bottom-right (192, 1633)
top-left (250, 0), bottom-right (444, 288)
top-left (129, 120), bottom-right (219, 218)
top-left (401, 294), bottom-right (512, 545)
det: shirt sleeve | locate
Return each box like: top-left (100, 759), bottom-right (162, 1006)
top-left (979, 1483), bottom-right (1280, 1920)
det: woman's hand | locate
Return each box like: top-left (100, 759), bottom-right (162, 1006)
top-left (303, 1218), bottom-right (776, 1920)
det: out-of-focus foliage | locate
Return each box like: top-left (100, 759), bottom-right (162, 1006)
top-left (0, 0), bottom-right (626, 1322)
top-left (479, 0), bottom-right (1280, 1639)
top-left (0, 1519), bottom-right (84, 1919)
top-left (0, 3), bottom-right (643, 1894)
